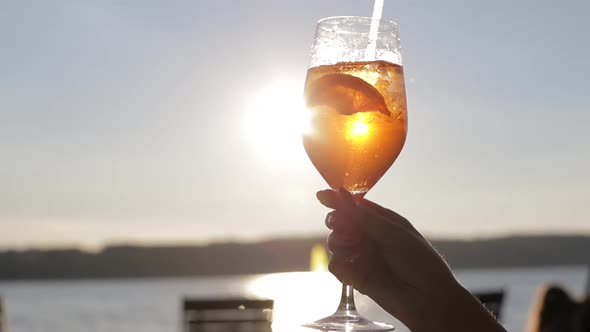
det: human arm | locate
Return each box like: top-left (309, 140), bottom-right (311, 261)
top-left (319, 189), bottom-right (507, 332)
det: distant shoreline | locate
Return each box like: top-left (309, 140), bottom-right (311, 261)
top-left (0, 235), bottom-right (588, 281)
top-left (0, 265), bottom-right (588, 284)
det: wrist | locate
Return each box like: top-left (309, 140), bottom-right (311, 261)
top-left (406, 278), bottom-right (505, 332)
top-left (435, 281), bottom-right (506, 332)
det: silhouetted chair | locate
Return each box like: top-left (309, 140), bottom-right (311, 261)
top-left (183, 298), bottom-right (273, 332)
top-left (474, 290), bottom-right (505, 321)
top-left (0, 297), bottom-right (6, 332)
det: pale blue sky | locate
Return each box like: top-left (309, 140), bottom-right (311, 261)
top-left (1, 0), bottom-right (588, 248)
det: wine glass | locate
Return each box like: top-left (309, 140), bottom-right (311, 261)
top-left (302, 16), bottom-right (408, 331)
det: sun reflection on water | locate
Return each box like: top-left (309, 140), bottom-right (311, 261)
top-left (242, 246), bottom-right (400, 330)
top-left (246, 272), bottom-right (341, 331)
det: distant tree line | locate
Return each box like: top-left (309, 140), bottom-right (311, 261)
top-left (0, 235), bottom-right (588, 280)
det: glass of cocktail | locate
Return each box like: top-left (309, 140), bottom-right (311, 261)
top-left (302, 16), bottom-right (408, 331)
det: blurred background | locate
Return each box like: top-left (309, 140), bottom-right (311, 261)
top-left (0, 1), bottom-right (588, 332)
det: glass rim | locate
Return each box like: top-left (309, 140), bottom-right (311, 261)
top-left (316, 16), bottom-right (399, 33)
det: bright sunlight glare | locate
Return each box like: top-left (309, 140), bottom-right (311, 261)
top-left (246, 272), bottom-right (398, 331)
top-left (247, 272), bottom-right (341, 330)
top-left (243, 80), bottom-right (311, 167)
top-left (347, 113), bottom-right (370, 139)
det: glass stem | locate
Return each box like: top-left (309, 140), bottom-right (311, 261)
top-left (337, 283), bottom-right (357, 312)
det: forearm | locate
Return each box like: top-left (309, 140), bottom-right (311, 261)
top-left (423, 281), bottom-right (507, 332)
top-left (389, 277), bottom-right (506, 332)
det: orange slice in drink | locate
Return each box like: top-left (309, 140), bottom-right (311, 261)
top-left (306, 74), bottom-right (391, 117)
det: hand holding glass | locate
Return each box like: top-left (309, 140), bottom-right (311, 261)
top-left (302, 16), bottom-right (408, 331)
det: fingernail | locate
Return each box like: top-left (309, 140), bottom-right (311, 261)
top-left (325, 212), bottom-right (335, 229)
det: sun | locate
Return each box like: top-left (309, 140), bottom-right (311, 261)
top-left (243, 79), bottom-right (311, 167)
top-left (348, 113), bottom-right (370, 139)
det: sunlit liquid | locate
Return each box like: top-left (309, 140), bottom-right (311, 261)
top-left (303, 61), bottom-right (407, 196)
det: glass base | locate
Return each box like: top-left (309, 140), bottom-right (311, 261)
top-left (303, 309), bottom-right (394, 331)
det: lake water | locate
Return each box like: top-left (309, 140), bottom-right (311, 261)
top-left (0, 266), bottom-right (587, 332)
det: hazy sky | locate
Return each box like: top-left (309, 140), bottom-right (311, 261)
top-left (1, 0), bottom-right (589, 248)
